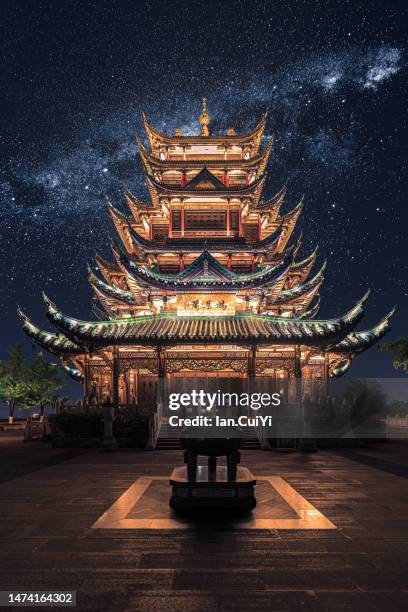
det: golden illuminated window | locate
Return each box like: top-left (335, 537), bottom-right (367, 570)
top-left (172, 211), bottom-right (181, 230)
top-left (152, 226), bottom-right (168, 242)
top-left (185, 211), bottom-right (226, 230)
top-left (230, 211), bottom-right (239, 230)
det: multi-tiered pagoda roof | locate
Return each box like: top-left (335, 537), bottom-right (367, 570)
top-left (19, 99), bottom-right (394, 386)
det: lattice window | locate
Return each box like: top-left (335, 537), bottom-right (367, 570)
top-left (185, 211), bottom-right (226, 230)
top-left (172, 211), bottom-right (181, 231)
top-left (243, 224), bottom-right (258, 242)
top-left (152, 226), bottom-right (168, 242)
top-left (230, 210), bottom-right (239, 230)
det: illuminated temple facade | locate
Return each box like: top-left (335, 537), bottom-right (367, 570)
top-left (20, 100), bottom-right (394, 408)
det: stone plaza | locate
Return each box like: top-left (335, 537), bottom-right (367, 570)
top-left (1, 431), bottom-right (408, 611)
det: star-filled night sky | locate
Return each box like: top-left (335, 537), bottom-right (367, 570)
top-left (1, 0), bottom-right (407, 397)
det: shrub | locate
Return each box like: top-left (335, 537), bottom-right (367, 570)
top-left (113, 415), bottom-right (149, 447)
top-left (48, 413), bottom-right (102, 438)
top-left (48, 412), bottom-right (150, 447)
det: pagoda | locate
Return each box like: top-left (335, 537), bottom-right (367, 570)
top-left (19, 99), bottom-right (394, 410)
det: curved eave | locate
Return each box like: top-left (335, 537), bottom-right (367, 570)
top-left (95, 254), bottom-right (122, 283)
top-left (280, 198), bottom-right (304, 228)
top-left (92, 283), bottom-right (136, 311)
top-left (258, 138), bottom-right (274, 173)
top-left (92, 301), bottom-right (110, 321)
top-left (17, 308), bottom-right (83, 356)
top-left (139, 136), bottom-right (274, 171)
top-left (120, 250), bottom-right (292, 291)
top-left (330, 359), bottom-right (351, 378)
top-left (42, 291), bottom-right (369, 348)
top-left (142, 111), bottom-right (268, 150)
top-left (88, 267), bottom-right (135, 305)
top-left (274, 261), bottom-right (326, 305)
top-left (62, 362), bottom-right (84, 383)
top-left (288, 247), bottom-right (318, 285)
top-left (299, 297), bottom-right (321, 320)
top-left (129, 223), bottom-right (282, 254)
top-left (257, 185), bottom-right (287, 213)
top-left (138, 140), bottom-right (153, 175)
top-left (329, 307), bottom-right (396, 356)
top-left (107, 201), bottom-right (134, 252)
top-left (124, 186), bottom-right (153, 215)
top-left (274, 199), bottom-right (303, 253)
top-left (108, 200), bottom-right (132, 224)
top-left (291, 246), bottom-right (318, 273)
top-left (147, 173), bottom-right (266, 198)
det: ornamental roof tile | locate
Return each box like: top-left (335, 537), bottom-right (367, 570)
top-left (329, 307), bottom-right (396, 356)
top-left (37, 290), bottom-right (370, 348)
top-left (119, 247), bottom-right (292, 291)
top-left (130, 226), bottom-right (282, 253)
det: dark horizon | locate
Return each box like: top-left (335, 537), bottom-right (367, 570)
top-left (1, 0), bottom-right (407, 399)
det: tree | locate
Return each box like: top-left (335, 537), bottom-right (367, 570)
top-left (341, 379), bottom-right (388, 438)
top-left (0, 345), bottom-right (31, 424)
top-left (380, 339), bottom-right (408, 375)
top-left (342, 379), bottom-right (386, 408)
top-left (27, 353), bottom-right (63, 421)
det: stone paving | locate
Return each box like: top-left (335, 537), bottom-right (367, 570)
top-left (1, 436), bottom-right (408, 611)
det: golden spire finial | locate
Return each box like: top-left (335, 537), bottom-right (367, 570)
top-left (199, 97), bottom-right (210, 136)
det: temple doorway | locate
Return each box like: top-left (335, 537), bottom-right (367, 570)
top-left (166, 371), bottom-right (246, 418)
top-left (137, 375), bottom-right (157, 405)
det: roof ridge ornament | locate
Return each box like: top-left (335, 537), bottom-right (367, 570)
top-left (199, 97), bottom-right (210, 136)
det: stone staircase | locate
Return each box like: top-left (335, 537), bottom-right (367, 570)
top-left (240, 426), bottom-right (262, 449)
top-left (241, 437), bottom-right (262, 450)
top-left (155, 422), bottom-right (183, 450)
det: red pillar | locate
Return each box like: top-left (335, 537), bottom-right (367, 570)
top-left (181, 202), bottom-right (185, 237)
top-left (238, 208), bottom-right (243, 237)
top-left (157, 256), bottom-right (160, 272)
top-left (169, 207), bottom-right (173, 238)
top-left (149, 218), bottom-right (153, 240)
top-left (226, 201), bottom-right (230, 236)
top-left (181, 170), bottom-right (187, 187)
top-left (258, 216), bottom-right (262, 240)
top-left (179, 253), bottom-right (185, 271)
top-left (251, 255), bottom-right (255, 272)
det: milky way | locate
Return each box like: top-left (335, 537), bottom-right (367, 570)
top-left (1, 0), bottom-right (407, 384)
